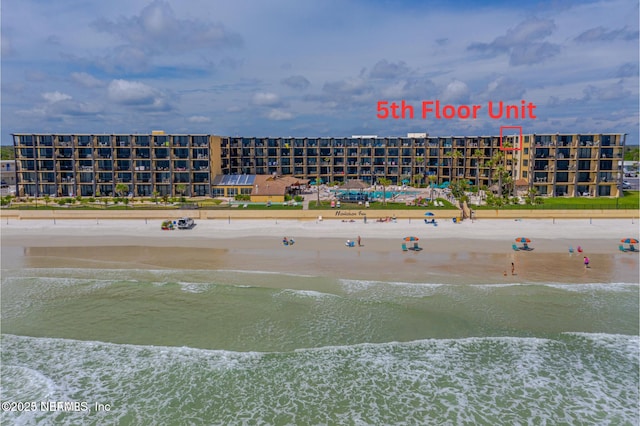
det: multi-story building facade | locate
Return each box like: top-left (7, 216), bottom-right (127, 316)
top-left (12, 132), bottom-right (626, 198)
top-left (1, 159), bottom-right (17, 196)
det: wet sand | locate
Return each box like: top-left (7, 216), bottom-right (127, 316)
top-left (1, 218), bottom-right (638, 284)
top-left (2, 241), bottom-right (637, 285)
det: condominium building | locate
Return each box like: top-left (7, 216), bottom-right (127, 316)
top-left (11, 132), bottom-right (626, 198)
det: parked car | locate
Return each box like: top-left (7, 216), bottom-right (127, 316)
top-left (177, 217), bottom-right (196, 229)
top-left (622, 181), bottom-right (632, 189)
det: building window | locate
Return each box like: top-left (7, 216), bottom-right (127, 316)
top-left (522, 171), bottom-right (527, 178)
top-left (523, 160), bottom-right (528, 166)
top-left (226, 188), bottom-right (237, 196)
top-left (524, 148), bottom-right (528, 154)
top-left (212, 188), bottom-right (225, 197)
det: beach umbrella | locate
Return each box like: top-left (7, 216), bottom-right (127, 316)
top-left (424, 212), bottom-right (435, 216)
top-left (621, 238), bottom-right (638, 244)
top-left (404, 236), bottom-right (419, 241)
top-left (515, 237), bottom-right (531, 243)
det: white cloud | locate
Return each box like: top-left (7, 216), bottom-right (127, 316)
top-left (440, 80), bottom-right (469, 103)
top-left (251, 92), bottom-right (284, 107)
top-left (479, 77), bottom-right (526, 102)
top-left (91, 0), bottom-right (242, 53)
top-left (187, 115), bottom-right (211, 123)
top-left (42, 91), bottom-right (72, 103)
top-left (107, 79), bottom-right (168, 110)
top-left (266, 109), bottom-right (293, 120)
top-left (71, 72), bottom-right (104, 88)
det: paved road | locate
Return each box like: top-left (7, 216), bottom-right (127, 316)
top-left (622, 176), bottom-right (639, 191)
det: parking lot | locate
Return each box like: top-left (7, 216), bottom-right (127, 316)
top-left (622, 176), bottom-right (639, 191)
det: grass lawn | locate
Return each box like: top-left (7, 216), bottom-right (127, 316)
top-left (474, 191), bottom-right (639, 210)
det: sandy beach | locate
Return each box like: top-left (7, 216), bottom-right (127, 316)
top-left (2, 218), bottom-right (638, 284)
top-left (2, 218), bottom-right (638, 425)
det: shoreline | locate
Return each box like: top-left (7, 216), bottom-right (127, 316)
top-left (2, 219), bottom-right (638, 285)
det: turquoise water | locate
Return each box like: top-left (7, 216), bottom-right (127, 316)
top-left (1, 267), bottom-right (638, 424)
top-left (334, 189), bottom-right (419, 202)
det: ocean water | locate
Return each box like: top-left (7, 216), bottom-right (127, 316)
top-left (1, 267), bottom-right (638, 425)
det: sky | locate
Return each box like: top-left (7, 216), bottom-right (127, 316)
top-left (2, 0), bottom-right (639, 145)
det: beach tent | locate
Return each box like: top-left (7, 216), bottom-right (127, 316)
top-left (621, 238), bottom-right (638, 251)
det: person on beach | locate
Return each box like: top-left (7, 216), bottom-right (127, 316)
top-left (511, 262), bottom-right (515, 275)
top-left (584, 256), bottom-right (590, 268)
top-left (357, 236), bottom-right (362, 247)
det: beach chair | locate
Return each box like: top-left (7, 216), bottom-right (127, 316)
top-left (401, 243), bottom-right (408, 252)
top-left (512, 244), bottom-right (520, 251)
top-left (630, 245), bottom-right (638, 252)
top-left (619, 245), bottom-right (628, 252)
top-left (412, 242), bottom-right (423, 251)
top-left (569, 246), bottom-right (574, 254)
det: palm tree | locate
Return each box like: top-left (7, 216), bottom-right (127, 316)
top-left (315, 176), bottom-right (323, 208)
top-left (378, 177), bottom-right (391, 205)
top-left (176, 183), bottom-right (187, 197)
top-left (491, 151), bottom-right (504, 197)
top-left (444, 151), bottom-right (453, 184)
top-left (501, 139), bottom-right (514, 198)
top-left (115, 183), bottom-right (128, 197)
top-left (428, 174), bottom-right (437, 201)
top-left (415, 156), bottom-right (425, 185)
top-left (473, 149), bottom-right (484, 191)
top-left (452, 150), bottom-right (463, 182)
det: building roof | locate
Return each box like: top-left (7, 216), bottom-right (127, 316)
top-left (212, 175), bottom-right (256, 186)
top-left (251, 175), bottom-right (309, 196)
top-left (342, 179), bottom-right (369, 190)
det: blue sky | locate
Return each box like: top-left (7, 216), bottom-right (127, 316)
top-left (2, 0), bottom-right (638, 144)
